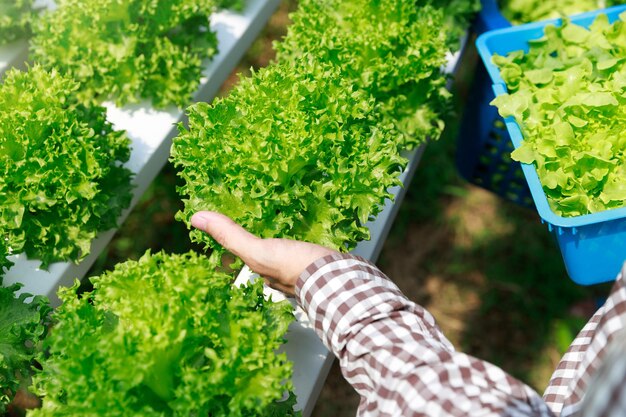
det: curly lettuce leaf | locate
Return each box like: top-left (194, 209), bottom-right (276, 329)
top-left (0, 65), bottom-right (133, 268)
top-left (0, 238), bottom-right (12, 274)
top-left (429, 0), bottom-right (481, 48)
top-left (499, 0), bottom-right (623, 25)
top-left (30, 0), bottom-right (219, 108)
top-left (0, 0), bottom-right (34, 44)
top-left (30, 251), bottom-right (296, 417)
top-left (264, 391), bottom-right (301, 417)
top-left (173, 58), bottom-right (406, 252)
top-left (276, 0), bottom-right (451, 150)
top-left (172, 0), bottom-right (459, 253)
top-left (0, 278), bottom-right (51, 414)
top-left (492, 14), bottom-right (626, 216)
top-left (217, 0), bottom-right (246, 11)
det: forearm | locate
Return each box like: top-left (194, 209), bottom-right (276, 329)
top-left (296, 253), bottom-right (553, 416)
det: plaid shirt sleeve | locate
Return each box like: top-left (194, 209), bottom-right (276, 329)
top-left (295, 253), bottom-right (555, 417)
top-left (543, 262), bottom-right (626, 417)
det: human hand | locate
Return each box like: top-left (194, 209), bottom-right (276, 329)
top-left (190, 211), bottom-right (337, 296)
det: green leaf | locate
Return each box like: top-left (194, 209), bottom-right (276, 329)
top-left (30, 0), bottom-right (219, 108)
top-left (173, 0), bottom-right (453, 252)
top-left (601, 178), bottom-right (626, 203)
top-left (562, 23), bottom-right (590, 44)
top-left (511, 142), bottom-right (536, 164)
top-left (0, 66), bottom-right (133, 268)
top-left (568, 114), bottom-right (587, 128)
top-left (0, 0), bottom-right (34, 44)
top-left (525, 68), bottom-right (553, 85)
top-left (30, 251), bottom-right (297, 417)
top-left (597, 58), bottom-right (619, 70)
top-left (0, 278), bottom-right (51, 414)
top-left (581, 92), bottom-right (619, 107)
top-left (498, 0), bottom-right (619, 25)
top-left (491, 92), bottom-right (529, 118)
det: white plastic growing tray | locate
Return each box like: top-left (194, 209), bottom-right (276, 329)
top-left (3, 0), bottom-right (282, 302)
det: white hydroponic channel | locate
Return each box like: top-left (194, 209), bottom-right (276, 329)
top-left (1, 3), bottom-right (465, 414)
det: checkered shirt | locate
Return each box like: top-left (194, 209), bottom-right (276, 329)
top-left (296, 254), bottom-right (626, 417)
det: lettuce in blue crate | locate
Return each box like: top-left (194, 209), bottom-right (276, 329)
top-left (30, 0), bottom-right (219, 108)
top-left (0, 65), bottom-right (133, 268)
top-left (30, 251), bottom-right (298, 417)
top-left (0, 278), bottom-right (51, 414)
top-left (491, 14), bottom-right (626, 217)
top-left (173, 58), bottom-right (406, 252)
top-left (0, 0), bottom-right (34, 44)
top-left (499, 0), bottom-right (622, 25)
top-left (276, 0), bottom-right (451, 150)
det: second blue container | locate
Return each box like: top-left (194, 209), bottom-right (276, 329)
top-left (456, 0), bottom-right (533, 208)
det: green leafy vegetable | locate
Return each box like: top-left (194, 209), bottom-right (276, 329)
top-left (264, 391), bottom-right (300, 417)
top-left (217, 0), bottom-right (246, 11)
top-left (276, 0), bottom-right (451, 150)
top-left (0, 65), bottom-right (133, 268)
top-left (491, 14), bottom-right (626, 216)
top-left (30, 0), bottom-right (219, 108)
top-left (30, 251), bottom-right (297, 417)
top-left (174, 58), bottom-right (407, 251)
top-left (429, 0), bottom-right (482, 48)
top-left (499, 0), bottom-right (622, 25)
top-left (0, 278), bottom-right (51, 414)
top-left (0, 0), bottom-right (34, 44)
top-left (0, 238), bottom-right (12, 274)
top-left (173, 0), bottom-right (459, 252)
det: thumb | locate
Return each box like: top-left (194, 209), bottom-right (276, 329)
top-left (190, 211), bottom-right (260, 262)
top-left (190, 210), bottom-right (338, 294)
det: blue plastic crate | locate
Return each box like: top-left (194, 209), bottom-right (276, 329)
top-left (476, 5), bottom-right (626, 285)
top-left (474, 0), bottom-right (511, 33)
top-left (456, 0), bottom-right (534, 208)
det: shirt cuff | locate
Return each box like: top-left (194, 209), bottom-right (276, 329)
top-left (293, 252), bottom-right (406, 351)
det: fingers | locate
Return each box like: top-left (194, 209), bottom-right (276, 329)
top-left (190, 210), bottom-right (338, 296)
top-left (190, 211), bottom-right (261, 262)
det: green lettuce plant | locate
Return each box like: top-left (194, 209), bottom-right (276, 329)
top-left (0, 278), bottom-right (51, 414)
top-left (0, 0), bottom-right (34, 44)
top-left (0, 65), bottom-right (133, 268)
top-left (217, 0), bottom-right (245, 11)
top-left (173, 0), bottom-right (465, 253)
top-left (276, 0), bottom-right (451, 150)
top-left (430, 0), bottom-right (482, 48)
top-left (499, 0), bottom-right (622, 25)
top-left (1, 238), bottom-right (12, 274)
top-left (173, 58), bottom-right (407, 251)
top-left (30, 251), bottom-right (298, 417)
top-left (30, 0), bottom-right (219, 108)
top-left (492, 14), bottom-right (626, 216)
